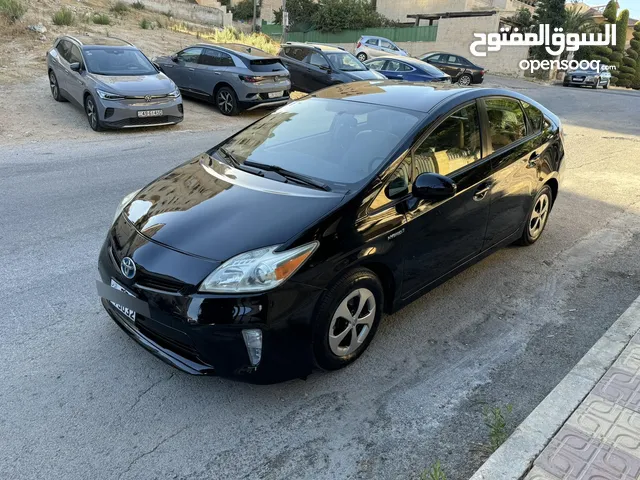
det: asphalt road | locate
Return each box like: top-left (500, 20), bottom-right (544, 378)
top-left (2, 77), bottom-right (640, 480)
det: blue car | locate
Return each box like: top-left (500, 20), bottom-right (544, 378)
top-left (364, 56), bottom-right (451, 83)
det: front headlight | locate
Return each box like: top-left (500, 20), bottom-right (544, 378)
top-left (96, 89), bottom-right (125, 101)
top-left (112, 189), bottom-right (141, 226)
top-left (168, 86), bottom-right (181, 98)
top-left (585, 76), bottom-right (595, 82)
top-left (199, 241), bottom-right (319, 293)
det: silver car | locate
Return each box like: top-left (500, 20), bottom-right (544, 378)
top-left (47, 35), bottom-right (183, 131)
top-left (155, 43), bottom-right (291, 116)
top-left (354, 35), bottom-right (408, 62)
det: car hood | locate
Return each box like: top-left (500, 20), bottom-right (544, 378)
top-left (569, 70), bottom-right (598, 76)
top-left (122, 154), bottom-right (344, 261)
top-left (343, 70), bottom-right (386, 81)
top-left (92, 73), bottom-right (175, 95)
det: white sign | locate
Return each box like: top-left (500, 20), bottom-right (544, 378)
top-left (283, 11), bottom-right (289, 27)
top-left (470, 24), bottom-right (617, 57)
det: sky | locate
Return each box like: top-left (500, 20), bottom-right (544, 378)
top-left (595, 0), bottom-right (640, 20)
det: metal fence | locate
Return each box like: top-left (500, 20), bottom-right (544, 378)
top-left (261, 25), bottom-right (438, 44)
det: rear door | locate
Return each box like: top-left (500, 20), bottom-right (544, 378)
top-left (482, 97), bottom-right (548, 247)
top-left (364, 38), bottom-right (382, 58)
top-left (380, 59), bottom-right (413, 80)
top-left (193, 48), bottom-right (231, 96)
top-left (379, 39), bottom-right (401, 56)
top-left (280, 46), bottom-right (308, 91)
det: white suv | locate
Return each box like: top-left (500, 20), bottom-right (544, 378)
top-left (354, 35), bottom-right (408, 61)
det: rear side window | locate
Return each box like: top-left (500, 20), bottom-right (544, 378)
top-left (414, 103), bottom-right (482, 177)
top-left (522, 101), bottom-right (544, 133)
top-left (485, 98), bottom-right (527, 151)
top-left (365, 38), bottom-right (378, 46)
top-left (366, 59), bottom-right (386, 70)
top-left (200, 49), bottom-right (234, 67)
top-left (284, 47), bottom-right (307, 61)
top-left (446, 55), bottom-right (460, 64)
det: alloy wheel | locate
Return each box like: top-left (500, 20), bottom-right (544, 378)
top-left (458, 75), bottom-right (472, 86)
top-left (86, 98), bottom-right (98, 130)
top-left (49, 72), bottom-right (58, 99)
top-left (328, 288), bottom-right (376, 357)
top-left (357, 53), bottom-right (367, 62)
top-left (529, 193), bottom-right (550, 239)
top-left (217, 90), bottom-right (234, 114)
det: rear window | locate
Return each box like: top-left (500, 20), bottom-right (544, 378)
top-left (83, 47), bottom-right (156, 76)
top-left (249, 58), bottom-right (286, 72)
top-left (218, 97), bottom-right (424, 188)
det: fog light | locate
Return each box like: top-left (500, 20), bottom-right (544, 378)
top-left (242, 329), bottom-right (262, 366)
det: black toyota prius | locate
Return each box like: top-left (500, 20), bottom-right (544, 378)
top-left (97, 81), bottom-right (565, 383)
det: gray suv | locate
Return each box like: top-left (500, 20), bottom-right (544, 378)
top-left (47, 35), bottom-right (183, 131)
top-left (155, 43), bottom-right (291, 116)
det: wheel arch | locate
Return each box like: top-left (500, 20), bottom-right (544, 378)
top-left (213, 81), bottom-right (234, 98)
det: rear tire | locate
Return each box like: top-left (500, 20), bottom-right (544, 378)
top-left (458, 74), bottom-right (472, 86)
top-left (216, 86), bottom-right (239, 116)
top-left (516, 185), bottom-right (553, 246)
top-left (49, 71), bottom-right (66, 102)
top-left (356, 52), bottom-right (367, 62)
top-left (312, 268), bottom-right (383, 371)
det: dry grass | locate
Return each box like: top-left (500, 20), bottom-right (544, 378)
top-left (171, 25), bottom-right (280, 55)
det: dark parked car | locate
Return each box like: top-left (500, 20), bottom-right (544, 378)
top-left (155, 43), bottom-right (291, 116)
top-left (278, 42), bottom-right (385, 93)
top-left (364, 56), bottom-right (450, 83)
top-left (419, 52), bottom-right (485, 86)
top-left (97, 81), bottom-right (564, 383)
top-left (47, 35), bottom-right (183, 131)
top-left (563, 67), bottom-right (611, 89)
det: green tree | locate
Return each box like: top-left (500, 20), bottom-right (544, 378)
top-left (591, 0), bottom-right (618, 83)
top-left (531, 0), bottom-right (567, 60)
top-left (564, 4), bottom-right (597, 35)
top-left (311, 0), bottom-right (390, 32)
top-left (615, 9), bottom-right (631, 86)
top-left (625, 22), bottom-right (640, 89)
top-left (508, 7), bottom-right (533, 32)
top-left (273, 0), bottom-right (319, 32)
top-left (232, 0), bottom-right (258, 21)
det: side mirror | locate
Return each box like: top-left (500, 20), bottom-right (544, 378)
top-left (171, 54), bottom-right (178, 63)
top-left (69, 62), bottom-right (81, 72)
top-left (319, 65), bottom-right (332, 74)
top-left (385, 176), bottom-right (409, 199)
top-left (413, 172), bottom-right (457, 200)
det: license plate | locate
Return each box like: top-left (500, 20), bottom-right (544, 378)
top-left (110, 279), bottom-right (136, 322)
top-left (268, 91), bottom-right (283, 99)
top-left (138, 109), bottom-right (163, 118)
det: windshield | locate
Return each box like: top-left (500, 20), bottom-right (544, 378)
top-left (217, 98), bottom-right (424, 188)
top-left (83, 47), bottom-right (157, 76)
top-left (325, 52), bottom-right (367, 71)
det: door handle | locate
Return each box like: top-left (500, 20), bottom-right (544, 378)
top-left (214, 72), bottom-right (221, 75)
top-left (188, 67), bottom-right (195, 71)
top-left (527, 152), bottom-right (539, 168)
top-left (473, 182), bottom-right (492, 201)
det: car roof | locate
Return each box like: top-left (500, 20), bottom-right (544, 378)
top-left (283, 42), bottom-right (346, 52)
top-left (66, 35), bottom-right (133, 47)
top-left (311, 81), bottom-right (534, 115)
top-left (194, 42), bottom-right (278, 59)
top-left (366, 56), bottom-right (433, 68)
top-left (359, 35), bottom-right (392, 41)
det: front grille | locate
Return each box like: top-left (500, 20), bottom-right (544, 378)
top-left (136, 320), bottom-right (199, 360)
top-left (124, 94), bottom-right (169, 100)
top-left (572, 76), bottom-right (585, 82)
top-left (136, 273), bottom-right (184, 293)
top-left (108, 115), bottom-right (182, 128)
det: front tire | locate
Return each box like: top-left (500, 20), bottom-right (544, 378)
top-left (216, 86), bottom-right (239, 116)
top-left (516, 185), bottom-right (553, 246)
top-left (458, 73), bottom-right (472, 86)
top-left (312, 268), bottom-right (383, 371)
top-left (356, 52), bottom-right (367, 62)
top-left (84, 95), bottom-right (102, 132)
top-left (604, 81), bottom-right (609, 89)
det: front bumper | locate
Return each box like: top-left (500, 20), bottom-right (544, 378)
top-left (97, 95), bottom-right (184, 129)
top-left (564, 76), bottom-right (606, 86)
top-left (96, 228), bottom-right (323, 383)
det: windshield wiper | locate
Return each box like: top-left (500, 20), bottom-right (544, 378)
top-left (217, 147), bottom-right (264, 176)
top-left (244, 161), bottom-right (331, 191)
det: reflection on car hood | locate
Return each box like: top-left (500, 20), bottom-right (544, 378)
top-left (343, 70), bottom-right (386, 81)
top-left (92, 73), bottom-right (175, 95)
top-left (569, 70), bottom-right (598, 76)
top-left (123, 154), bottom-right (344, 261)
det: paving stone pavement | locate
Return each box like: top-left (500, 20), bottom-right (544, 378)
top-left (525, 334), bottom-right (640, 480)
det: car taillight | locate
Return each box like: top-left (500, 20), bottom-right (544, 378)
top-left (356, 41), bottom-right (361, 48)
top-left (239, 75), bottom-right (266, 83)
top-left (480, 70), bottom-right (485, 75)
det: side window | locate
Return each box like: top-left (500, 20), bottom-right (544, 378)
top-left (177, 47), bottom-right (203, 64)
top-left (286, 47), bottom-right (307, 61)
top-left (522, 101), bottom-right (543, 133)
top-left (386, 60), bottom-right (412, 72)
top-left (485, 98), bottom-right (527, 151)
top-left (201, 49), bottom-right (234, 67)
top-left (447, 55), bottom-right (459, 64)
top-left (370, 156), bottom-right (412, 211)
top-left (69, 45), bottom-right (82, 64)
top-left (366, 59), bottom-right (386, 70)
top-left (427, 54), bottom-right (442, 62)
top-left (365, 38), bottom-right (379, 46)
top-left (57, 40), bottom-right (71, 62)
top-left (307, 52), bottom-right (329, 69)
top-left (414, 103), bottom-right (482, 177)
top-left (380, 40), bottom-right (393, 49)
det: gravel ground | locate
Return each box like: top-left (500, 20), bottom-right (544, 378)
top-left (1, 75), bottom-right (640, 480)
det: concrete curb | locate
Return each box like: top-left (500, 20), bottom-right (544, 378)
top-left (469, 293), bottom-right (640, 480)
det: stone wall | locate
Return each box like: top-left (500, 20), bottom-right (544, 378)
top-left (122, 0), bottom-right (232, 27)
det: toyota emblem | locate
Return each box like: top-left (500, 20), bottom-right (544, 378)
top-left (120, 257), bottom-right (136, 279)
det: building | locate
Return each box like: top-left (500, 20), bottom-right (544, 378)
top-left (567, 2), bottom-right (638, 47)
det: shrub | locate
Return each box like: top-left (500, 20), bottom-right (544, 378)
top-left (172, 24), bottom-right (279, 55)
top-left (110, 1), bottom-right (129, 14)
top-left (132, 1), bottom-right (145, 9)
top-left (93, 13), bottom-right (111, 25)
top-left (311, 0), bottom-right (390, 32)
top-left (231, 0), bottom-right (257, 21)
top-left (0, 0), bottom-right (27, 23)
top-left (139, 17), bottom-right (153, 29)
top-left (52, 7), bottom-right (75, 26)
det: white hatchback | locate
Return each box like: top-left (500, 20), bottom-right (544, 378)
top-left (355, 35), bottom-right (408, 62)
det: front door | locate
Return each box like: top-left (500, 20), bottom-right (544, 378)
top-left (164, 47), bottom-right (203, 92)
top-left (65, 43), bottom-right (86, 104)
top-left (401, 101), bottom-right (492, 298)
top-left (304, 51), bottom-right (333, 91)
